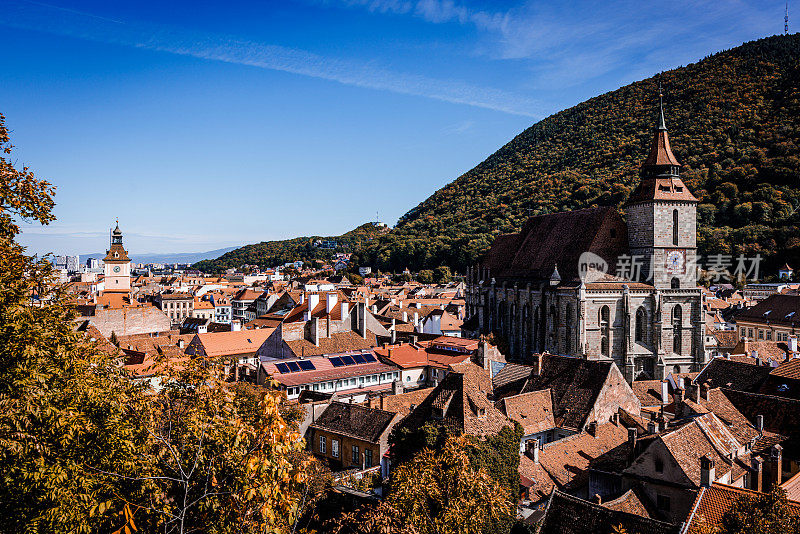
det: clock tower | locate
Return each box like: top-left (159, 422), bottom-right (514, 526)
top-left (103, 221), bottom-right (131, 293)
top-left (627, 91), bottom-right (698, 289)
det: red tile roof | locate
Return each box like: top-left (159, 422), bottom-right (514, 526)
top-left (499, 389), bottom-right (555, 435)
top-left (685, 483), bottom-right (800, 534)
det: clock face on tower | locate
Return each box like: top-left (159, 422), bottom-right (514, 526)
top-left (666, 250), bottom-right (686, 274)
top-left (113, 266), bottom-right (121, 273)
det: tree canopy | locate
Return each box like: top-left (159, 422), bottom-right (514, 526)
top-left (0, 113), bottom-right (314, 533)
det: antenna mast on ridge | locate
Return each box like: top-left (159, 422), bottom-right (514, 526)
top-left (787, 1), bottom-right (790, 35)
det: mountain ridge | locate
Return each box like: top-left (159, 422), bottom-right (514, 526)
top-left (197, 34), bottom-right (800, 275)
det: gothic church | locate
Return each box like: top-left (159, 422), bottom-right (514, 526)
top-left (465, 100), bottom-right (704, 382)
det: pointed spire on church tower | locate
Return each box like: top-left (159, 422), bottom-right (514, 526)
top-left (643, 83), bottom-right (680, 168)
top-left (628, 83), bottom-right (697, 204)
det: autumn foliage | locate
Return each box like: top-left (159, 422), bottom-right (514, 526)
top-left (0, 113), bottom-right (313, 533)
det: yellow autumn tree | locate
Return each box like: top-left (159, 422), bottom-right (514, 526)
top-left (0, 112), bottom-right (312, 533)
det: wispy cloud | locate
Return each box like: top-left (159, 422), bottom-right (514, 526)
top-left (321, 0), bottom-right (777, 88)
top-left (1, 0), bottom-right (541, 117)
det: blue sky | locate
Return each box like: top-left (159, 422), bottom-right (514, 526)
top-left (0, 0), bottom-right (786, 256)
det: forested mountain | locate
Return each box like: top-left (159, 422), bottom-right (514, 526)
top-left (360, 33), bottom-right (800, 274)
top-left (193, 223), bottom-right (387, 272)
top-left (199, 34), bottom-right (800, 275)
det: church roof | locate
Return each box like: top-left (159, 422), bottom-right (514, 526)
top-left (481, 206), bottom-right (628, 282)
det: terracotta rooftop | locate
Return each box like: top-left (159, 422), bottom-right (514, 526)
top-left (632, 379), bottom-right (669, 407)
top-left (684, 482), bottom-right (800, 534)
top-left (521, 355), bottom-right (617, 430)
top-left (539, 422), bottom-right (630, 490)
top-left (694, 357), bottom-right (772, 392)
top-left (538, 489), bottom-right (679, 534)
top-left (735, 294), bottom-right (800, 327)
top-left (367, 387), bottom-right (433, 416)
top-left (519, 453), bottom-right (556, 503)
top-left (498, 389), bottom-right (555, 436)
top-left (284, 330), bottom-right (377, 358)
top-left (397, 360), bottom-right (512, 438)
top-left (309, 401), bottom-right (396, 443)
top-left (634, 412), bottom-right (752, 488)
top-left (190, 328), bottom-right (274, 358)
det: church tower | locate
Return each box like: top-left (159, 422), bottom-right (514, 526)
top-left (103, 221), bottom-right (131, 293)
top-left (627, 91), bottom-right (698, 289)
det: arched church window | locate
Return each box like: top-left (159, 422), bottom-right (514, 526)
top-left (672, 209), bottom-right (679, 246)
top-left (672, 305), bottom-right (683, 355)
top-left (565, 304), bottom-right (573, 354)
top-left (600, 305), bottom-right (610, 358)
top-left (635, 307), bottom-right (646, 343)
top-left (671, 277), bottom-right (680, 289)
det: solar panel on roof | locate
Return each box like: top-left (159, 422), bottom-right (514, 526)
top-left (275, 363), bottom-right (290, 374)
top-left (287, 361), bottom-right (301, 372)
top-left (363, 354), bottom-right (377, 362)
top-left (298, 360), bottom-right (316, 371)
top-left (340, 355), bottom-right (355, 365)
top-left (329, 357), bottom-right (344, 367)
top-left (352, 353), bottom-right (366, 364)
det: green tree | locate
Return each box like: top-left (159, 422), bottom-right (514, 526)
top-left (418, 269), bottom-right (434, 284)
top-left (434, 265), bottom-right (452, 283)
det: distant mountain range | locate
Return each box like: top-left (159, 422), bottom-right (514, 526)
top-left (80, 246), bottom-right (238, 265)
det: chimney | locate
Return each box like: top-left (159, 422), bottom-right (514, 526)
top-left (371, 304), bottom-right (377, 313)
top-left (358, 302), bottom-right (367, 339)
top-left (627, 428), bottom-right (637, 465)
top-left (752, 456), bottom-right (764, 492)
top-left (536, 353), bottom-right (546, 375)
top-left (402, 311), bottom-right (408, 322)
top-left (413, 311), bottom-right (419, 326)
top-left (694, 383), bottom-right (702, 404)
top-left (704, 382), bottom-right (711, 402)
top-left (178, 339), bottom-right (185, 349)
top-left (307, 293), bottom-right (320, 314)
top-left (392, 378), bottom-right (403, 395)
top-left (587, 421), bottom-right (597, 437)
top-left (326, 291), bottom-right (338, 314)
top-left (311, 316), bottom-right (319, 346)
top-left (700, 456), bottom-right (715, 487)
top-left (391, 320), bottom-right (397, 344)
top-left (661, 380), bottom-right (670, 405)
top-left (341, 301), bottom-right (349, 318)
top-left (789, 335), bottom-right (798, 353)
top-left (231, 320), bottom-right (241, 332)
top-left (757, 414), bottom-right (764, 434)
top-left (674, 386), bottom-right (685, 405)
top-left (771, 445), bottom-right (783, 487)
top-left (380, 394), bottom-right (384, 410)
